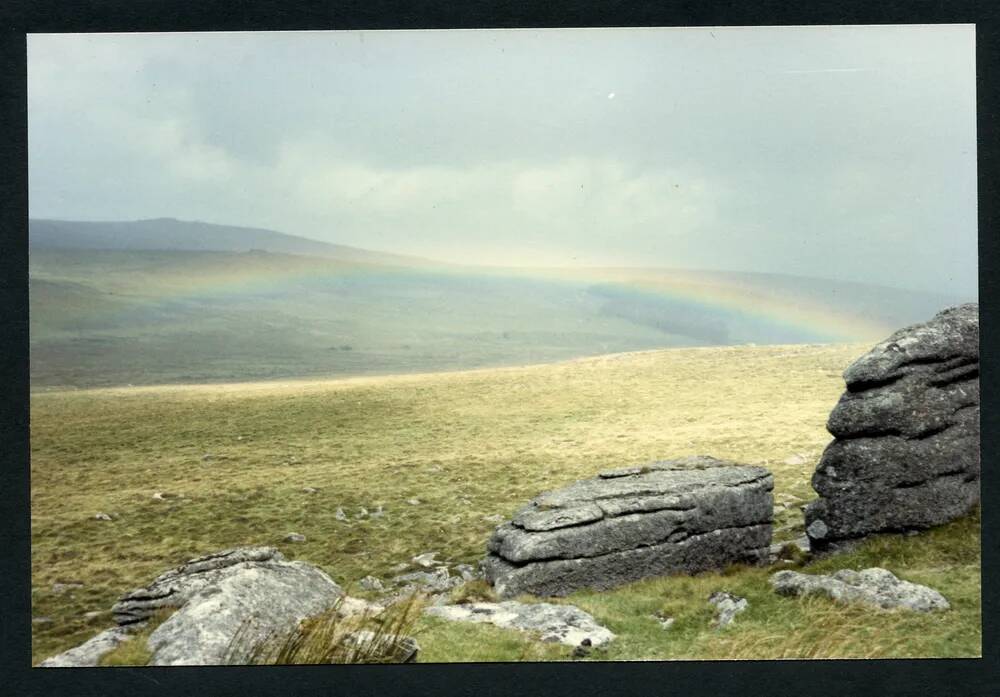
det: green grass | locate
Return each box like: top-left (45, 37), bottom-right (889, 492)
top-left (30, 343), bottom-right (980, 663)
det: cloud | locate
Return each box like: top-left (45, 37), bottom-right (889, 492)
top-left (26, 27), bottom-right (977, 294)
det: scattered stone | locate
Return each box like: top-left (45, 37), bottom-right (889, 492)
top-left (302, 487), bottom-right (319, 494)
top-left (425, 601), bottom-right (615, 647)
top-left (454, 563), bottom-right (479, 581)
top-left (83, 611), bottom-right (105, 620)
top-left (482, 514), bottom-right (503, 524)
top-left (52, 582), bottom-right (85, 594)
top-left (201, 454), bottom-right (215, 462)
top-left (411, 552), bottom-right (439, 568)
top-left (771, 567), bottom-right (949, 612)
top-left (708, 591), bottom-right (748, 628)
top-left (32, 617), bottom-right (54, 625)
top-left (805, 304), bottom-right (980, 550)
top-left (655, 616), bottom-right (675, 630)
top-left (335, 507), bottom-right (348, 521)
top-left (93, 512), bottom-right (112, 522)
top-left (783, 454), bottom-right (807, 466)
top-left (359, 507), bottom-right (369, 517)
top-left (359, 575), bottom-right (385, 592)
top-left (407, 498), bottom-right (421, 506)
top-left (39, 626), bottom-right (138, 667)
top-left (283, 533), bottom-right (306, 543)
top-left (109, 547), bottom-right (343, 665)
top-left (392, 568), bottom-right (461, 594)
top-left (371, 505), bottom-right (385, 518)
top-left (483, 456), bottom-right (773, 597)
top-left (152, 492), bottom-right (167, 501)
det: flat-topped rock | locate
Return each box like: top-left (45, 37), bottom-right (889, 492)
top-left (805, 305), bottom-right (980, 549)
top-left (484, 456), bottom-right (773, 597)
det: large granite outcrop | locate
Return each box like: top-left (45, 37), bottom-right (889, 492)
top-left (805, 304), bottom-right (980, 550)
top-left (42, 547), bottom-right (345, 667)
top-left (484, 456), bottom-right (773, 597)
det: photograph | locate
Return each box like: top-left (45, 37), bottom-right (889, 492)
top-left (27, 24), bottom-right (980, 666)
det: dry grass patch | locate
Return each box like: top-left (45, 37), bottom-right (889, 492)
top-left (30, 343), bottom-right (979, 662)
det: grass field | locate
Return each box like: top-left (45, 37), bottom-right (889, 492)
top-left (29, 343), bottom-right (981, 663)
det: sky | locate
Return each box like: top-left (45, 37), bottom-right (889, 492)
top-left (28, 26), bottom-right (978, 296)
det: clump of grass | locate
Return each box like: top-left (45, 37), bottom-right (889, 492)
top-left (448, 578), bottom-right (496, 605)
top-left (226, 594), bottom-right (424, 665)
top-left (97, 609), bottom-right (175, 666)
top-left (774, 542), bottom-right (811, 566)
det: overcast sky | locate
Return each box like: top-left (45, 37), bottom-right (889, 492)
top-left (28, 26), bottom-right (977, 296)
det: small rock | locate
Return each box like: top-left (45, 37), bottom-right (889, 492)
top-left (283, 533), bottom-right (306, 543)
top-left (411, 552), bottom-right (438, 568)
top-left (454, 563), bottom-right (479, 581)
top-left (783, 454), bottom-right (807, 466)
top-left (708, 591), bottom-right (748, 628)
top-left (771, 567), bottom-right (949, 612)
top-left (392, 568), bottom-right (460, 594)
top-left (52, 582), bottom-right (85, 594)
top-left (302, 487), bottom-right (319, 494)
top-left (482, 514), bottom-right (503, 523)
top-left (571, 644), bottom-right (590, 659)
top-left (83, 611), bottom-right (105, 620)
top-left (201, 454), bottom-right (215, 462)
top-left (407, 498), bottom-right (421, 506)
top-left (335, 508), bottom-right (348, 521)
top-left (93, 512), bottom-right (112, 522)
top-left (32, 617), bottom-right (54, 625)
top-left (359, 576), bottom-right (385, 592)
top-left (371, 506), bottom-right (385, 518)
top-left (425, 601), bottom-right (615, 648)
top-left (359, 507), bottom-right (369, 517)
top-left (655, 616), bottom-right (675, 630)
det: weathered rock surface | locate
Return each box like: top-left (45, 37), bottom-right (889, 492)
top-left (771, 567), bottom-right (949, 612)
top-left (425, 601), bottom-right (615, 647)
top-left (484, 456), bottom-right (773, 597)
top-left (805, 304), bottom-right (980, 549)
top-left (44, 547), bottom-right (344, 667)
top-left (38, 626), bottom-right (138, 668)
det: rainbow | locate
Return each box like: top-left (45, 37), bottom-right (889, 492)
top-left (40, 248), bottom-right (896, 343)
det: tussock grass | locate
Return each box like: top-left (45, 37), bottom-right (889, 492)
top-left (30, 343), bottom-right (980, 662)
top-left (228, 595), bottom-right (424, 665)
top-left (97, 609), bottom-right (174, 666)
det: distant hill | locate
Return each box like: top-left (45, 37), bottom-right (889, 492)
top-left (28, 242), bottom-right (967, 389)
top-left (29, 217), bottom-right (438, 268)
top-left (26, 217), bottom-right (970, 388)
